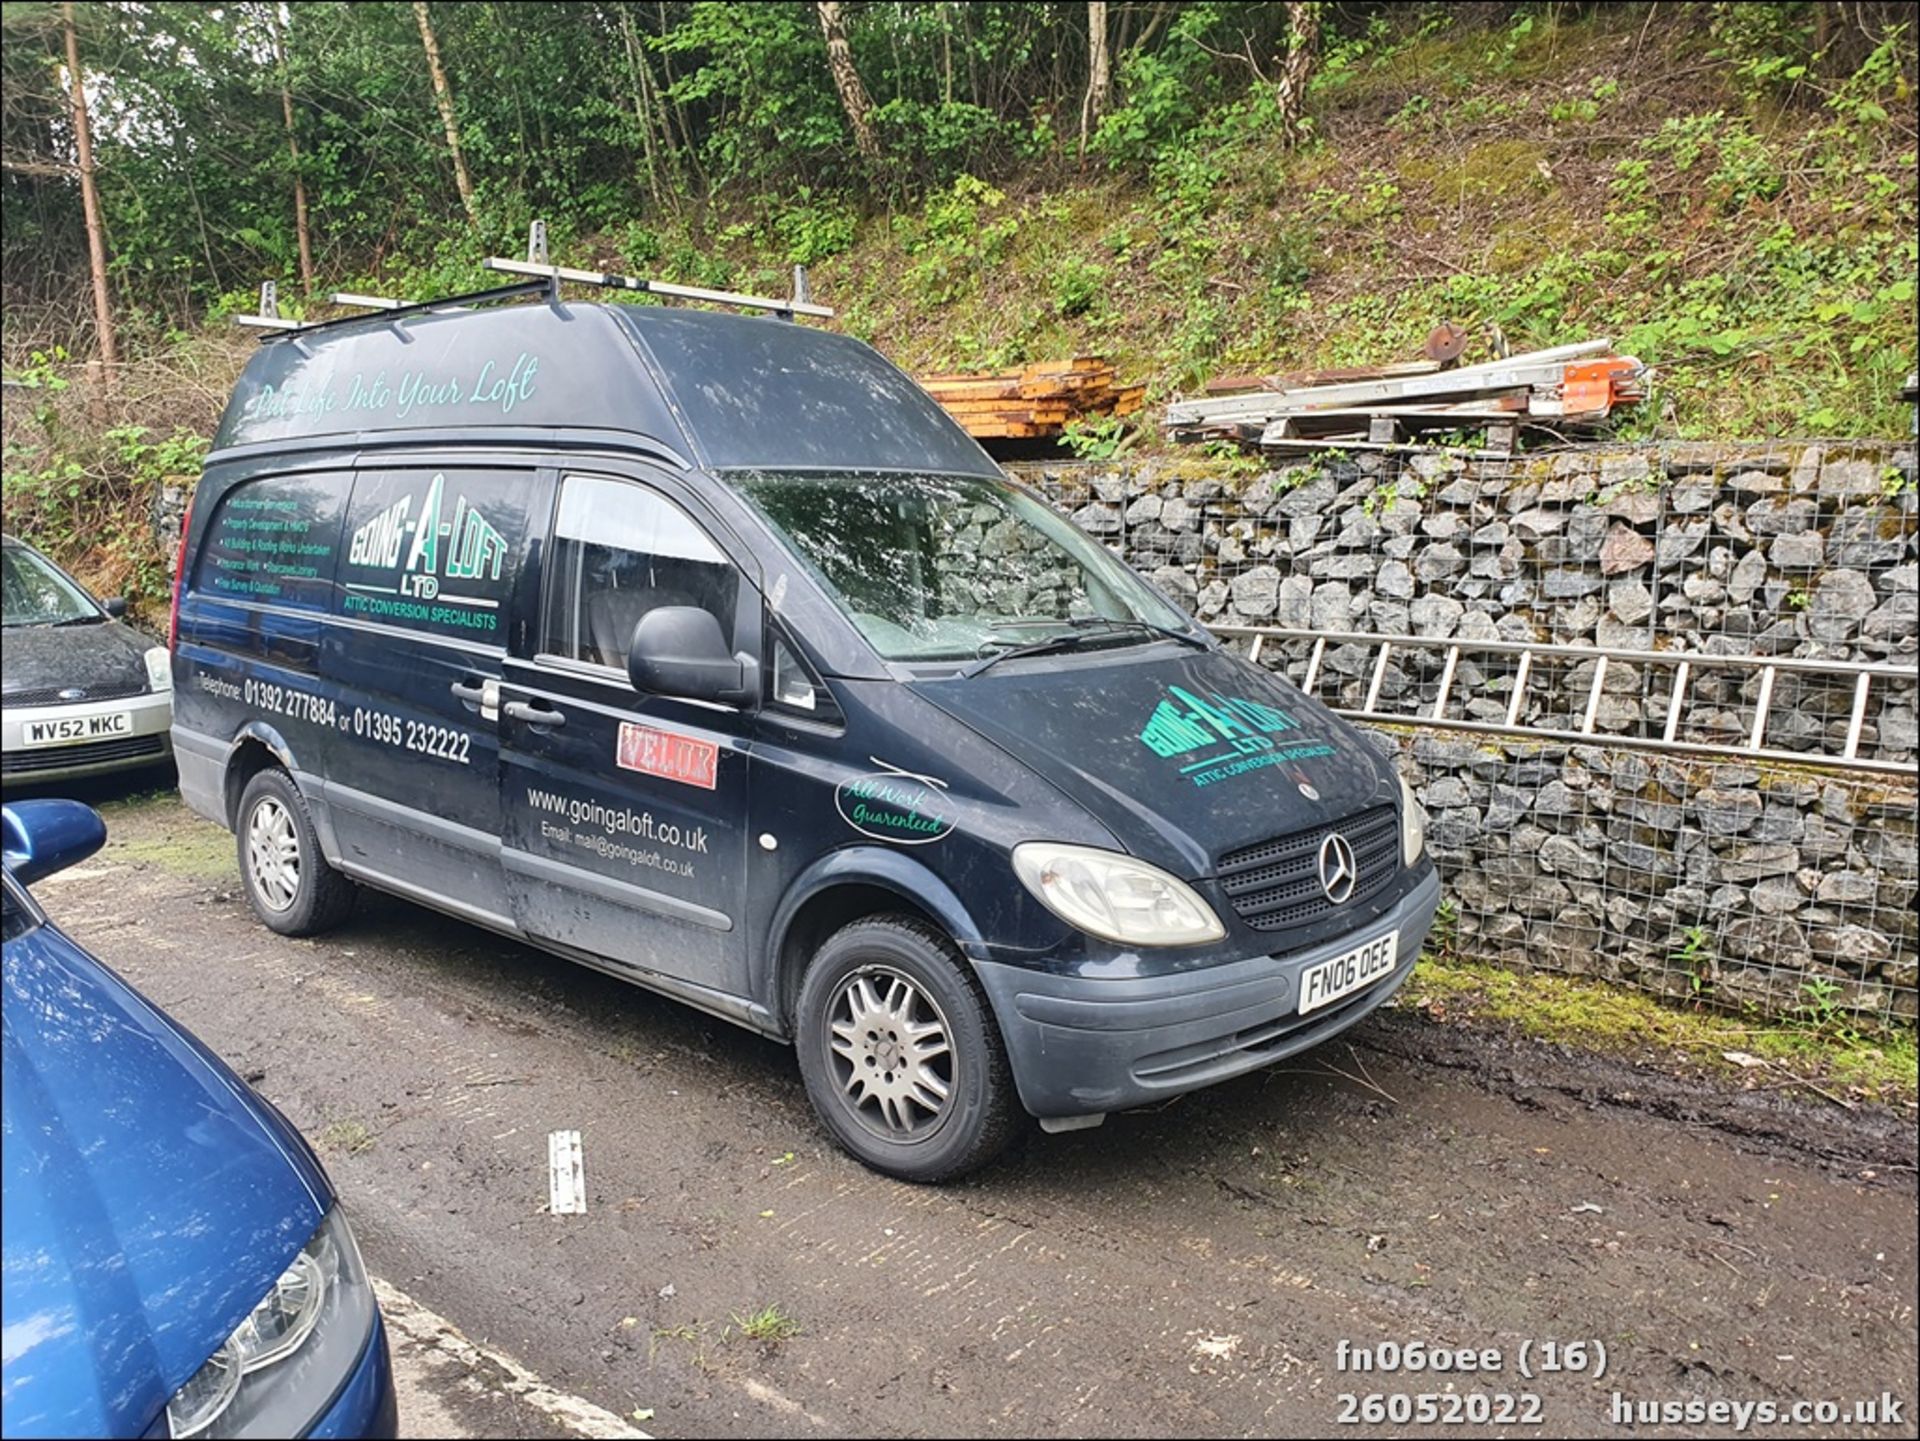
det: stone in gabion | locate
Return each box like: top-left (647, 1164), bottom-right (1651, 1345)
top-left (1807, 569), bottom-right (1878, 641)
top-left (1725, 469), bottom-right (1786, 495)
top-left (1311, 581), bottom-right (1353, 630)
top-left (1769, 531), bottom-right (1824, 570)
top-left (1864, 593), bottom-right (1919, 643)
top-left (1746, 496), bottom-right (1818, 535)
top-left (1543, 568), bottom-right (1603, 599)
top-left (1717, 843), bottom-right (1801, 881)
top-left (1073, 501), bottom-right (1120, 534)
top-left (1750, 877), bottom-right (1806, 914)
top-left (1829, 506), bottom-right (1911, 567)
top-left (1688, 787), bottom-right (1763, 835)
top-left (1567, 506), bottom-right (1609, 560)
top-left (1599, 525), bottom-right (1656, 575)
top-left (1819, 455), bottom-right (1889, 502)
top-left (1229, 565), bottom-right (1280, 617)
top-left (1410, 593), bottom-right (1464, 638)
top-left (1416, 543), bottom-right (1465, 581)
top-left (1815, 871), bottom-right (1877, 905)
top-left (1727, 548), bottom-right (1768, 604)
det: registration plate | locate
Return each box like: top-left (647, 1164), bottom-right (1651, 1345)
top-left (22, 711), bottom-right (133, 747)
top-left (1299, 929), bottom-right (1400, 1015)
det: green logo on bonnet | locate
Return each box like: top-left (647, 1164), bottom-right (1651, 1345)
top-left (1139, 685), bottom-right (1337, 789)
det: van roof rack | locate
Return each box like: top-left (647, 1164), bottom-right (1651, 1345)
top-left (233, 220), bottom-right (830, 339)
top-left (483, 216), bottom-right (830, 319)
top-left (481, 256), bottom-right (833, 320)
top-left (232, 277), bottom-right (553, 338)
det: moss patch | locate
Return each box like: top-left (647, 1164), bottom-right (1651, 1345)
top-left (98, 791), bottom-right (234, 882)
top-left (1401, 955), bottom-right (1918, 1106)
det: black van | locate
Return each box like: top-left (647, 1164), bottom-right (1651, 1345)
top-left (171, 291), bottom-right (1440, 1181)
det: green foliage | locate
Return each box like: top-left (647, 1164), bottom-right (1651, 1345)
top-left (771, 191), bottom-right (857, 266)
top-left (1059, 414), bottom-right (1130, 460)
top-left (1051, 256), bottom-right (1106, 318)
top-left (907, 175), bottom-right (1014, 305)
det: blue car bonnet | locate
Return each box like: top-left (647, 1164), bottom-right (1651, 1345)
top-left (2, 909), bottom-right (331, 1437)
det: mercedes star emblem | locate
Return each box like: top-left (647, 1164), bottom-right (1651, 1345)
top-left (1318, 832), bottom-right (1358, 904)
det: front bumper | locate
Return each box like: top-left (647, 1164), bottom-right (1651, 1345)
top-left (1, 690), bottom-right (174, 783)
top-left (304, 1313), bottom-right (398, 1439)
top-left (976, 863), bottom-right (1442, 1120)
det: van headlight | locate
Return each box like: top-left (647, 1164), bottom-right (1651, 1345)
top-left (165, 1206), bottom-right (375, 1439)
top-left (1398, 776), bottom-right (1426, 866)
top-left (145, 646), bottom-right (173, 692)
top-left (1012, 842), bottom-right (1225, 947)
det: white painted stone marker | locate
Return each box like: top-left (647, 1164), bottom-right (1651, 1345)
top-left (548, 1129), bottom-right (586, 1215)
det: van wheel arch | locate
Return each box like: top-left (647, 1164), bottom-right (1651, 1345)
top-left (775, 882), bottom-right (954, 1035)
top-left (224, 735), bottom-right (289, 828)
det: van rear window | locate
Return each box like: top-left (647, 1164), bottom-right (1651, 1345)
top-left (194, 474), bottom-right (346, 610)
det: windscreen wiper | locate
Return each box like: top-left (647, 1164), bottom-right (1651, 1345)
top-left (1059, 616), bottom-right (1211, 651)
top-left (959, 631), bottom-right (1088, 679)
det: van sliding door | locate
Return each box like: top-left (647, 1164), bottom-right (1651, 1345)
top-left (319, 463), bottom-right (537, 926)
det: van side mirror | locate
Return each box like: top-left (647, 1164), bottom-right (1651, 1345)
top-left (2, 799), bottom-right (108, 886)
top-left (627, 607), bottom-right (757, 707)
top-left (103, 597), bottom-right (127, 618)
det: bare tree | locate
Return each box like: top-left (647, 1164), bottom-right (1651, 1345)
top-left (61, 1), bottom-right (116, 377)
top-left (412, 0), bottom-right (480, 228)
top-left (265, 5), bottom-right (313, 292)
top-left (1274, 1), bottom-right (1322, 145)
top-left (1080, 0), bottom-right (1110, 161)
top-left (815, 1), bottom-right (880, 167)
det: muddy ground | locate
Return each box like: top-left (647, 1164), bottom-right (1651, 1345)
top-left (28, 787), bottom-right (1919, 1439)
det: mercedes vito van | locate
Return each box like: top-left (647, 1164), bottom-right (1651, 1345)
top-left (171, 290), bottom-right (1440, 1181)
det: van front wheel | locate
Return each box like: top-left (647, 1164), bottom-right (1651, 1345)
top-left (796, 916), bottom-right (1014, 1183)
top-left (237, 768), bottom-right (354, 936)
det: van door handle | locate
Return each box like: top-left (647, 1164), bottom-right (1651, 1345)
top-left (451, 677), bottom-right (501, 722)
top-left (503, 699), bottom-right (566, 728)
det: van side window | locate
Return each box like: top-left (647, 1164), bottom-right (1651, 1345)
top-left (543, 475), bottom-right (740, 669)
top-left (193, 473), bottom-right (347, 611)
top-left (338, 468), bottom-right (531, 642)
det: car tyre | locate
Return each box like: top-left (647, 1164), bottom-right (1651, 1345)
top-left (236, 768), bottom-right (354, 936)
top-left (796, 915), bottom-right (1015, 1183)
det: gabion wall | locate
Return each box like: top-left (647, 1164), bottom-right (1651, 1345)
top-left (1015, 441), bottom-right (1918, 1024)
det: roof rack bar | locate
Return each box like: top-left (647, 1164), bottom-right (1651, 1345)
top-left (482, 256), bottom-right (834, 319)
top-left (330, 291), bottom-right (410, 310)
top-left (234, 280), bottom-right (302, 331)
top-left (237, 279), bottom-right (554, 342)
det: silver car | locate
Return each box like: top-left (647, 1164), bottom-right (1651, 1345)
top-left (1, 535), bottom-right (173, 785)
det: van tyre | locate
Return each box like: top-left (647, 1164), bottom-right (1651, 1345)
top-left (237, 768), bottom-right (354, 937)
top-left (796, 916), bottom-right (1014, 1184)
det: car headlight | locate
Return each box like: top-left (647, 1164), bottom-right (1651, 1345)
top-left (1012, 841), bottom-right (1225, 947)
top-left (1398, 776), bottom-right (1426, 866)
top-left (145, 646), bottom-right (173, 693)
top-left (165, 1206), bottom-right (376, 1439)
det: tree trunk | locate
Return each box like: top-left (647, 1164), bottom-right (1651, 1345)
top-left (62, 2), bottom-right (116, 379)
top-left (1079, 0), bottom-right (1111, 161)
top-left (815, 1), bottom-right (881, 166)
top-left (412, 0), bottom-right (480, 228)
top-left (266, 6), bottom-right (314, 292)
top-left (1274, 1), bottom-right (1322, 145)
top-left (618, 5), bottom-right (677, 213)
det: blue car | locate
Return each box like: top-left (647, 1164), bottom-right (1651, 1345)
top-left (1, 799), bottom-right (397, 1439)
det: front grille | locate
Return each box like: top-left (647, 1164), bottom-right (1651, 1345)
top-left (1216, 803), bottom-right (1401, 932)
top-left (2, 733), bottom-right (165, 775)
top-left (4, 679), bottom-right (149, 707)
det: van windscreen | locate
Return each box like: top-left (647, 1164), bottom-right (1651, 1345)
top-left (730, 471), bottom-right (1191, 663)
